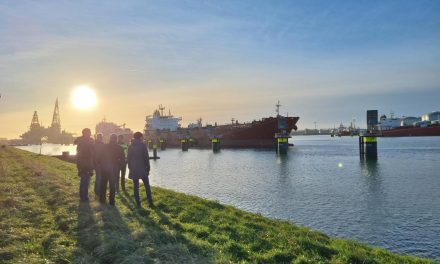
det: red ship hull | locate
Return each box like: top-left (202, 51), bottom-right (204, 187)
top-left (145, 116), bottom-right (299, 149)
top-left (379, 125), bottom-right (440, 137)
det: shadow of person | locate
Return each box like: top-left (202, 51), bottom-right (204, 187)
top-left (117, 192), bottom-right (214, 263)
top-left (73, 180), bottom-right (214, 263)
top-left (74, 201), bottom-right (103, 262)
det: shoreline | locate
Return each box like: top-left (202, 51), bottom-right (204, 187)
top-left (0, 147), bottom-right (435, 263)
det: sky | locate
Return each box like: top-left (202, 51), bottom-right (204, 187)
top-left (0, 0), bottom-right (439, 138)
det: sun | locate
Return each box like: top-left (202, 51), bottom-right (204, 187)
top-left (71, 85), bottom-right (97, 110)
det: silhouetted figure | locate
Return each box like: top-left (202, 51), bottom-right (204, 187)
top-left (117, 134), bottom-right (127, 192)
top-left (128, 132), bottom-right (154, 207)
top-left (99, 134), bottom-right (125, 205)
top-left (74, 128), bottom-right (95, 202)
top-left (93, 133), bottom-right (105, 196)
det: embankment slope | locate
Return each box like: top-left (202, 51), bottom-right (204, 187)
top-left (0, 147), bottom-right (433, 263)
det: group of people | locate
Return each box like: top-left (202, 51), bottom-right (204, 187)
top-left (75, 128), bottom-right (154, 207)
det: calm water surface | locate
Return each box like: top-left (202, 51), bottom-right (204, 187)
top-left (17, 143), bottom-right (77, 155)
top-left (17, 136), bottom-right (440, 259)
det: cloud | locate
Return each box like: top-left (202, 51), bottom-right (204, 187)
top-left (0, 0), bottom-right (439, 136)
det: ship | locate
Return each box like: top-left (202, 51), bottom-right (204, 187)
top-left (372, 111), bottom-right (440, 137)
top-left (144, 102), bottom-right (299, 149)
top-left (331, 121), bottom-right (360, 137)
top-left (95, 119), bottom-right (134, 143)
top-left (379, 125), bottom-right (440, 137)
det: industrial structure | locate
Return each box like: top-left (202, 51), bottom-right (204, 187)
top-left (20, 99), bottom-right (74, 145)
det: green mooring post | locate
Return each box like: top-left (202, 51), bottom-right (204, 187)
top-left (147, 140), bottom-right (153, 150)
top-left (276, 137), bottom-right (289, 155)
top-left (359, 136), bottom-right (378, 160)
top-left (211, 138), bottom-right (221, 152)
top-left (188, 138), bottom-right (195, 148)
top-left (180, 139), bottom-right (189, 151)
top-left (153, 145), bottom-right (158, 159)
top-left (159, 139), bottom-right (166, 150)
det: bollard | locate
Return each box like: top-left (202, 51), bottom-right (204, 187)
top-left (180, 139), bottom-right (189, 151)
top-left (153, 145), bottom-right (158, 159)
top-left (359, 136), bottom-right (377, 160)
top-left (276, 137), bottom-right (289, 155)
top-left (147, 140), bottom-right (153, 150)
top-left (188, 138), bottom-right (195, 148)
top-left (211, 138), bottom-right (221, 152)
top-left (159, 139), bottom-right (166, 150)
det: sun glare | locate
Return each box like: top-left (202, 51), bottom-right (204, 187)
top-left (71, 86), bottom-right (97, 110)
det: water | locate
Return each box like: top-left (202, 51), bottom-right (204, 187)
top-left (17, 136), bottom-right (440, 259)
top-left (16, 143), bottom-right (77, 156)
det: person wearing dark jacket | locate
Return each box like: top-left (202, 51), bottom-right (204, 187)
top-left (99, 134), bottom-right (125, 205)
top-left (93, 133), bottom-right (105, 196)
top-left (117, 134), bottom-right (127, 192)
top-left (128, 132), bottom-right (154, 207)
top-left (74, 128), bottom-right (95, 202)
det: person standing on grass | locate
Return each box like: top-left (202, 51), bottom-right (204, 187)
top-left (99, 134), bottom-right (125, 206)
top-left (74, 128), bottom-right (95, 202)
top-left (127, 132), bottom-right (154, 207)
top-left (117, 134), bottom-right (127, 192)
top-left (93, 133), bottom-right (105, 197)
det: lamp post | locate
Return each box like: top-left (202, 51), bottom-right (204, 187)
top-left (39, 136), bottom-right (48, 155)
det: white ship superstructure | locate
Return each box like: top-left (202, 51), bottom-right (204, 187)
top-left (95, 119), bottom-right (133, 143)
top-left (378, 114), bottom-right (401, 130)
top-left (377, 111), bottom-right (439, 130)
top-left (145, 105), bottom-right (182, 132)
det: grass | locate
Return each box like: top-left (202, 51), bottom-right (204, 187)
top-left (0, 146), bottom-right (435, 263)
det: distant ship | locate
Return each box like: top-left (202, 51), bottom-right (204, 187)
top-left (331, 121), bottom-right (360, 137)
top-left (144, 103), bottom-right (299, 148)
top-left (372, 111), bottom-right (440, 137)
top-left (95, 119), bottom-right (133, 143)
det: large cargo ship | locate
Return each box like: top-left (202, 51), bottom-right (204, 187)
top-left (372, 111), bottom-right (440, 137)
top-left (379, 125), bottom-right (440, 137)
top-left (144, 103), bottom-right (299, 149)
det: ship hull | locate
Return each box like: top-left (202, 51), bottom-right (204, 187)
top-left (378, 125), bottom-right (440, 137)
top-left (145, 116), bottom-right (299, 149)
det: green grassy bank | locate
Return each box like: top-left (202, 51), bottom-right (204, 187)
top-left (0, 147), bottom-right (434, 263)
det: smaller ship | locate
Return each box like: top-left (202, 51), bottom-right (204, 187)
top-left (95, 119), bottom-right (133, 143)
top-left (331, 121), bottom-right (360, 137)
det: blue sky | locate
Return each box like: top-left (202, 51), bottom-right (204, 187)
top-left (0, 0), bottom-right (439, 137)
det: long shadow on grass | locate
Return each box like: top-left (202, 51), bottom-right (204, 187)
top-left (75, 201), bottom-right (103, 262)
top-left (118, 191), bottom-right (214, 263)
top-left (75, 198), bottom-right (154, 263)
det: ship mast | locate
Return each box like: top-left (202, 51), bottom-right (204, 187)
top-left (276, 100), bottom-right (281, 117)
top-left (159, 104), bottom-right (165, 116)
